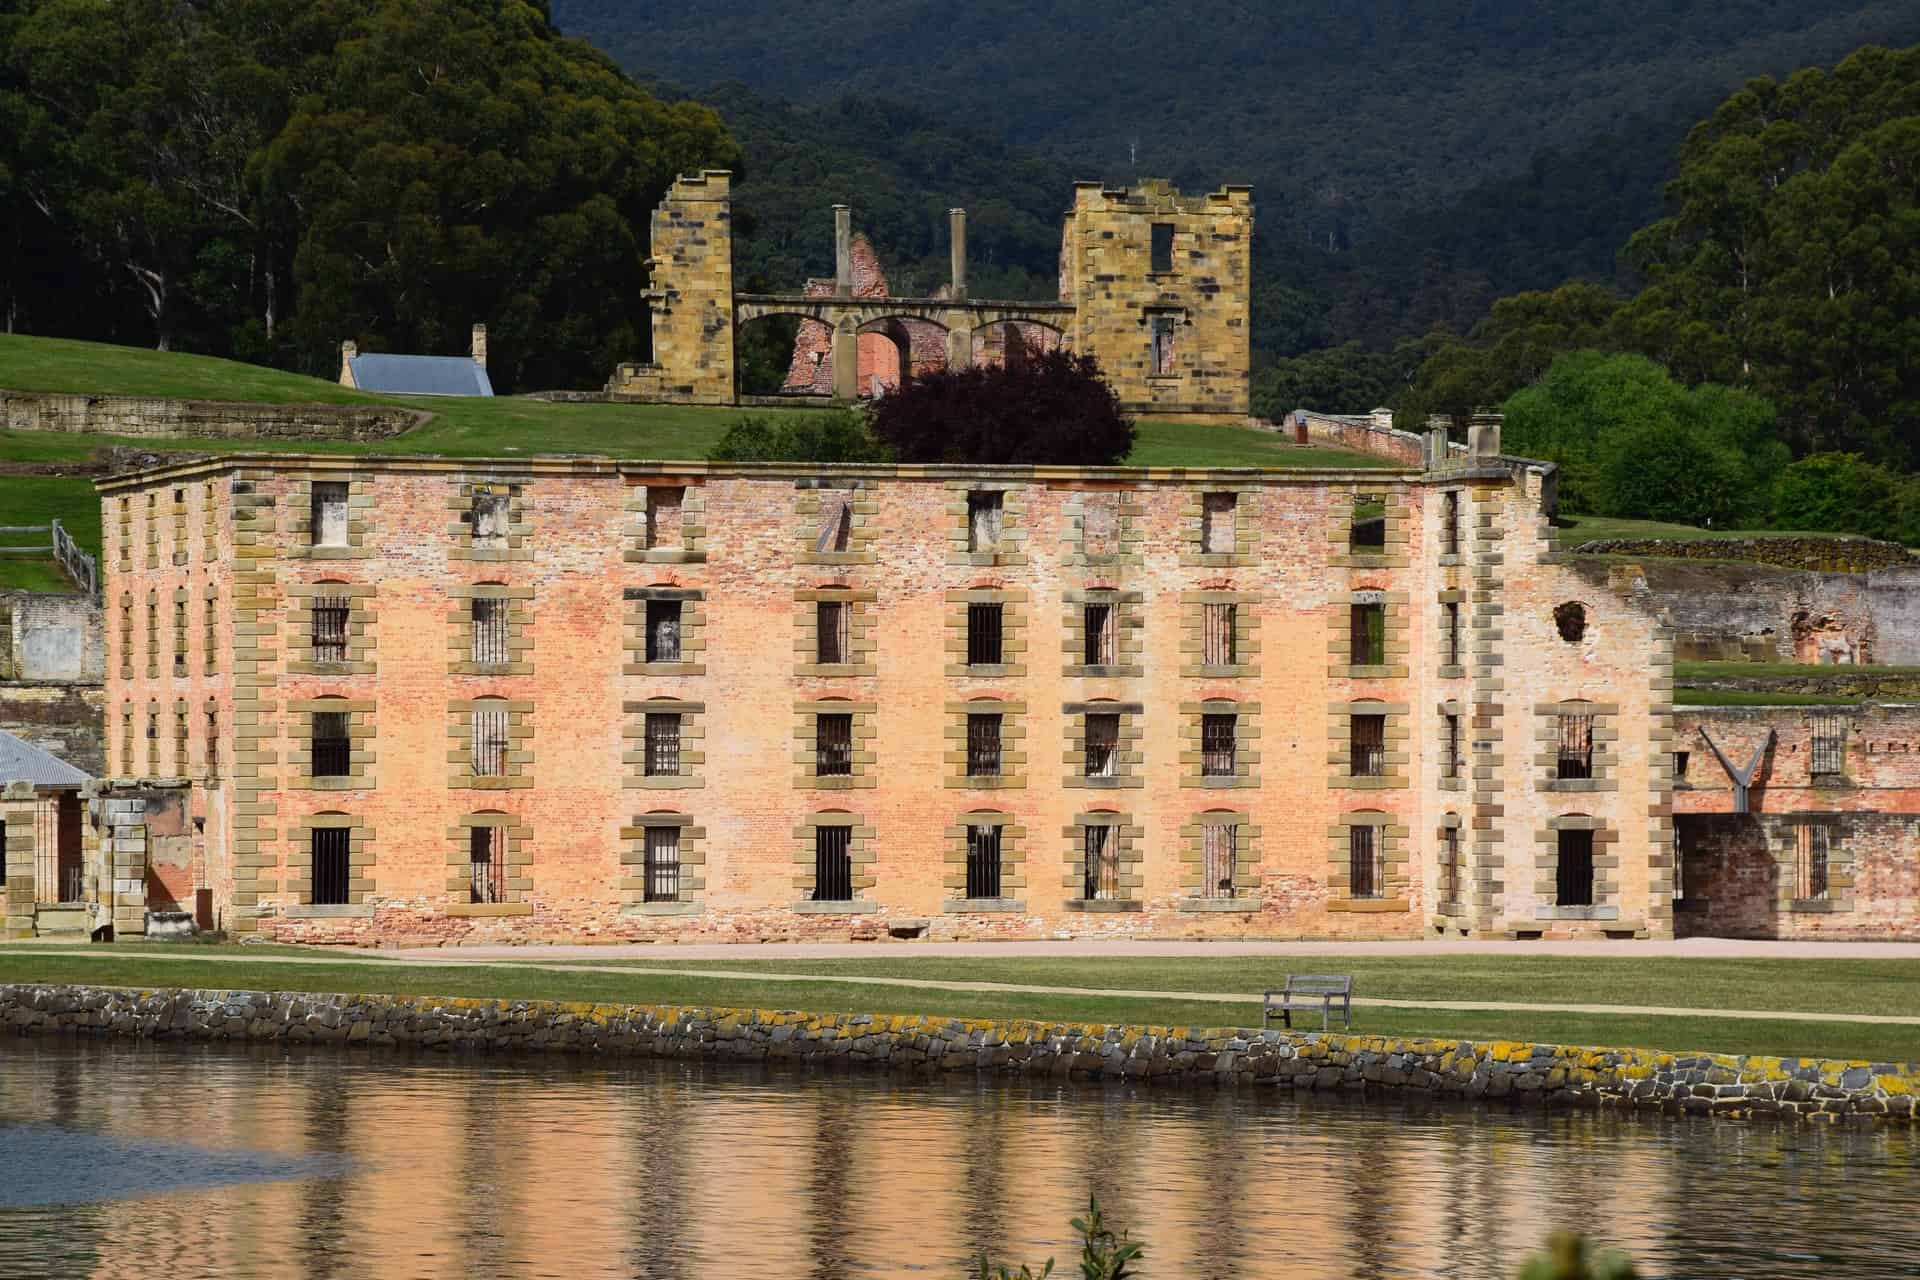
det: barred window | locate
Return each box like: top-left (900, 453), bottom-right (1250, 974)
top-left (311, 827), bottom-right (351, 905)
top-left (1440, 826), bottom-right (1461, 907)
top-left (1796, 825), bottom-right (1830, 900)
top-left (1203, 603), bottom-right (1236, 666)
top-left (312, 597), bottom-right (350, 663)
top-left (1350, 713), bottom-right (1385, 777)
top-left (1201, 491), bottom-right (1235, 553)
top-left (472, 706), bottom-right (509, 778)
top-left (967, 602), bottom-right (1004, 666)
top-left (644, 713), bottom-right (681, 777)
top-left (967, 491), bottom-right (1004, 550)
top-left (1349, 825), bottom-right (1382, 899)
top-left (966, 824), bottom-right (1002, 899)
top-left (1350, 497), bottom-right (1386, 552)
top-left (469, 826), bottom-right (505, 904)
top-left (310, 482), bottom-right (348, 547)
top-left (813, 825), bottom-right (852, 901)
top-left (1201, 713), bottom-right (1237, 776)
top-left (816, 601), bottom-right (849, 664)
top-left (1202, 823), bottom-right (1236, 899)
top-left (471, 598), bottom-right (509, 665)
top-left (1084, 713), bottom-right (1119, 778)
top-left (1810, 714), bottom-right (1847, 776)
top-left (471, 491), bottom-right (510, 548)
top-left (966, 713), bottom-right (1003, 777)
top-left (1350, 602), bottom-right (1386, 666)
top-left (815, 713), bottom-right (853, 777)
top-left (1442, 490), bottom-right (1461, 556)
top-left (1557, 712), bottom-right (1595, 780)
top-left (645, 600), bottom-right (682, 663)
top-left (1083, 825), bottom-right (1119, 900)
top-left (645, 826), bottom-right (682, 903)
top-left (1083, 603), bottom-right (1115, 666)
top-left (1441, 712), bottom-right (1462, 780)
top-left (311, 710), bottom-right (351, 778)
top-left (1443, 601), bottom-right (1462, 667)
top-left (1556, 829), bottom-right (1595, 906)
top-left (645, 486), bottom-right (683, 549)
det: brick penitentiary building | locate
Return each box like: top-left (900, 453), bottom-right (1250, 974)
top-left (95, 423), bottom-right (1683, 945)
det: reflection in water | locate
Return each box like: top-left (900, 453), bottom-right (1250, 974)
top-left (0, 1037), bottom-right (1914, 1280)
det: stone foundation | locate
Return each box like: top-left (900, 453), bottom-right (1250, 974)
top-left (2, 984), bottom-right (1912, 1122)
top-left (1, 389), bottom-right (424, 441)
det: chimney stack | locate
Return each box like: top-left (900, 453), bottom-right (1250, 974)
top-left (833, 205), bottom-right (853, 295)
top-left (949, 208), bottom-right (968, 300)
top-left (339, 339), bottom-right (357, 387)
top-left (1469, 410), bottom-right (1503, 460)
top-left (471, 323), bottom-right (488, 370)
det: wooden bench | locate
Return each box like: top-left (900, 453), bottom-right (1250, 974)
top-left (1263, 974), bottom-right (1353, 1031)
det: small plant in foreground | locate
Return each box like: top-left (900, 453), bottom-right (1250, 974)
top-left (975, 1195), bottom-right (1143, 1279)
top-left (1517, 1231), bottom-right (1640, 1280)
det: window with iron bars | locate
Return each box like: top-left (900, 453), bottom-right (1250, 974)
top-left (1810, 714), bottom-right (1848, 776)
top-left (311, 710), bottom-right (351, 778)
top-left (645, 826), bottom-right (681, 903)
top-left (1350, 602), bottom-right (1385, 665)
top-left (1203, 603), bottom-right (1236, 666)
top-left (1084, 713), bottom-right (1119, 777)
top-left (311, 827), bottom-right (351, 905)
top-left (644, 713), bottom-right (682, 777)
top-left (1443, 601), bottom-right (1462, 667)
top-left (1349, 825), bottom-right (1382, 899)
top-left (966, 713), bottom-right (1002, 777)
top-left (816, 601), bottom-right (849, 665)
top-left (1795, 824), bottom-right (1830, 900)
top-left (1556, 713), bottom-right (1595, 780)
top-left (1201, 713), bottom-right (1237, 776)
top-left (1441, 490), bottom-right (1461, 556)
top-left (312, 597), bottom-right (350, 663)
top-left (1556, 829), bottom-right (1595, 906)
top-left (472, 707), bottom-right (509, 778)
top-left (813, 825), bottom-right (852, 901)
top-left (1083, 825), bottom-right (1119, 900)
top-left (1440, 826), bottom-right (1461, 907)
top-left (1200, 492), bottom-right (1236, 554)
top-left (966, 825), bottom-right (1002, 898)
top-left (1082, 603), bottom-right (1115, 666)
top-left (1350, 714), bottom-right (1385, 777)
top-left (645, 600), bottom-right (682, 663)
top-left (815, 713), bottom-right (853, 777)
top-left (967, 602), bottom-right (1004, 665)
top-left (967, 491), bottom-right (1004, 551)
top-left (1441, 713), bottom-right (1462, 781)
top-left (1201, 823), bottom-right (1236, 899)
top-left (468, 826), bottom-right (506, 904)
top-left (471, 598), bottom-right (509, 665)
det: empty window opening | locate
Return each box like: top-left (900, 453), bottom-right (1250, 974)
top-left (1444, 601), bottom-right (1462, 667)
top-left (813, 825), bottom-right (853, 901)
top-left (1084, 713), bottom-right (1119, 778)
top-left (312, 597), bottom-right (350, 663)
top-left (1795, 824), bottom-right (1830, 900)
top-left (967, 602), bottom-right (1004, 666)
top-left (207, 710), bottom-right (219, 778)
top-left (645, 486), bottom-right (683, 549)
top-left (1350, 601), bottom-right (1385, 666)
top-left (470, 598), bottom-right (509, 664)
top-left (966, 824), bottom-right (1003, 899)
top-left (815, 713), bottom-right (853, 777)
top-left (1200, 491), bottom-right (1235, 553)
top-left (471, 491), bottom-right (510, 548)
top-left (1150, 314), bottom-right (1177, 376)
top-left (816, 601), bottom-right (850, 664)
top-left (966, 713), bottom-right (1003, 778)
top-left (311, 827), bottom-right (351, 906)
top-left (1350, 497), bottom-right (1386, 552)
top-left (645, 826), bottom-right (682, 903)
top-left (967, 491), bottom-right (1004, 551)
top-left (1442, 490), bottom-right (1461, 556)
top-left (1350, 713), bottom-right (1386, 777)
top-left (469, 825), bottom-right (506, 904)
top-left (1674, 750), bottom-right (1690, 782)
top-left (1349, 825), bottom-right (1382, 899)
top-left (1442, 713), bottom-right (1462, 780)
top-left (645, 600), bottom-right (682, 663)
top-left (1202, 823), bottom-right (1237, 899)
top-left (1554, 601), bottom-right (1588, 643)
top-left (311, 482), bottom-right (349, 547)
top-left (816, 498), bottom-right (852, 553)
top-left (472, 705), bottom-right (509, 778)
top-left (1811, 714), bottom-right (1848, 776)
top-left (1203, 603), bottom-right (1237, 666)
top-left (1557, 712), bottom-right (1595, 780)
top-left (1440, 826), bottom-right (1462, 908)
top-left (312, 710), bottom-right (351, 778)
top-left (1150, 222), bottom-right (1174, 272)
top-left (644, 713), bottom-right (682, 777)
top-left (1556, 829), bottom-right (1595, 907)
top-left (1201, 713), bottom-right (1237, 777)
top-left (1083, 603), bottom-right (1115, 666)
top-left (1083, 825), bottom-right (1119, 900)
top-left (172, 599), bottom-right (187, 674)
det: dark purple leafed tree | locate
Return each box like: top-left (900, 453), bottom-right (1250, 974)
top-left (869, 350), bottom-right (1134, 466)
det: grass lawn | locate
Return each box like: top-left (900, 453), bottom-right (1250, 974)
top-left (1553, 514), bottom-right (1864, 547)
top-left (1675, 689), bottom-right (1865, 707)
top-left (1677, 660), bottom-right (1920, 680)
top-left (3, 947), bottom-right (1915, 1062)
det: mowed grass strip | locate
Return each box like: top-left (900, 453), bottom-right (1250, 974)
top-left (0, 950), bottom-right (1915, 1061)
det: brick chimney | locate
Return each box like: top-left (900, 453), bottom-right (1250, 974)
top-left (471, 324), bottom-right (488, 370)
top-left (339, 339), bottom-right (357, 388)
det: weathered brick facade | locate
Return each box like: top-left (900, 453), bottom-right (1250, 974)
top-left (99, 443), bottom-right (1679, 945)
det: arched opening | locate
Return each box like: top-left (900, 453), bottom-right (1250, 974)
top-left (735, 311), bottom-right (808, 397)
top-left (970, 319), bottom-right (1062, 370)
top-left (855, 315), bottom-right (950, 397)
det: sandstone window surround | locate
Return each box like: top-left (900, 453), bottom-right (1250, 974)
top-left (145, 701), bottom-right (159, 774)
top-left (944, 586), bottom-right (1029, 678)
top-left (203, 479), bottom-right (219, 561)
top-left (145, 491), bottom-right (159, 569)
top-left (623, 586), bottom-right (707, 676)
top-left (1771, 816), bottom-right (1853, 914)
top-left (624, 479), bottom-right (708, 564)
top-left (1177, 809), bottom-right (1263, 911)
top-left (1180, 699), bottom-right (1260, 789)
top-left (446, 584), bottom-right (532, 675)
top-left (1808, 712), bottom-right (1849, 779)
top-left (447, 697), bottom-right (533, 789)
top-left (447, 478), bottom-right (531, 562)
top-left (288, 696), bottom-right (375, 791)
top-left (1328, 588), bottom-right (1410, 679)
top-left (1062, 810), bottom-right (1143, 912)
top-left (1329, 699), bottom-right (1409, 790)
top-left (204, 700), bottom-right (220, 781)
top-left (145, 591), bottom-right (159, 679)
top-left (290, 474), bottom-right (369, 560)
top-left (945, 698), bottom-right (1028, 790)
top-left (948, 481), bottom-right (1029, 567)
top-left (1329, 487), bottom-right (1409, 569)
top-left (794, 585), bottom-right (877, 677)
top-left (1535, 700), bottom-right (1618, 794)
top-left (170, 590), bottom-right (188, 676)
top-left (172, 698), bottom-right (189, 776)
top-left (1533, 815), bottom-right (1621, 923)
top-left (620, 811), bottom-right (706, 915)
top-left (119, 702), bottom-right (132, 776)
top-left (1179, 590), bottom-right (1259, 678)
top-left (1064, 700), bottom-right (1144, 790)
top-left (286, 583), bottom-right (378, 676)
top-left (443, 812), bottom-right (533, 917)
top-left (169, 484), bottom-right (189, 567)
top-left (1147, 310), bottom-right (1181, 379)
top-left (1060, 488), bottom-right (1144, 569)
top-left (790, 811), bottom-right (878, 913)
top-left (1434, 814), bottom-right (1465, 922)
top-left (116, 497), bottom-right (132, 572)
top-left (1438, 488), bottom-right (1463, 562)
top-left (1438, 590), bottom-right (1466, 677)
top-left (284, 812), bottom-right (372, 915)
top-left (623, 697), bottom-right (705, 790)
top-left (942, 809), bottom-right (1028, 913)
top-left (1326, 810), bottom-right (1410, 912)
top-left (1438, 700), bottom-right (1466, 793)
top-left (203, 586), bottom-right (219, 676)
top-left (793, 700), bottom-right (877, 791)
top-left (117, 593), bottom-right (133, 681)
top-left (1182, 486), bottom-right (1257, 567)
top-left (795, 479), bottom-right (877, 566)
top-left (1062, 588), bottom-right (1143, 677)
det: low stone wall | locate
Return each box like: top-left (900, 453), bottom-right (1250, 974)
top-left (1, 389), bottom-right (425, 442)
top-left (1572, 536), bottom-right (1916, 575)
top-left (2, 984), bottom-right (1912, 1122)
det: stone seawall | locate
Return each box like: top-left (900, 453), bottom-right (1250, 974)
top-left (2, 984), bottom-right (1913, 1122)
top-left (1, 389), bottom-right (425, 441)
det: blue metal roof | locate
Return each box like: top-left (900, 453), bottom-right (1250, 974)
top-left (348, 354), bottom-right (494, 397)
top-left (0, 730), bottom-right (91, 787)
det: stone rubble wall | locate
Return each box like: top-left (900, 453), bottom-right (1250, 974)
top-left (1, 984), bottom-right (1912, 1122)
top-left (0, 390), bottom-right (424, 442)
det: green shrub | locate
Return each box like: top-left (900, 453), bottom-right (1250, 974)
top-left (706, 410), bottom-right (893, 463)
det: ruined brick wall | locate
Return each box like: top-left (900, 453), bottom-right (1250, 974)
top-left (1060, 180), bottom-right (1252, 418)
top-left (608, 171), bottom-right (735, 405)
top-left (98, 452), bottom-right (1672, 945)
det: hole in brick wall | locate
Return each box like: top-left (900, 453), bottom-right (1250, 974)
top-left (887, 922), bottom-right (927, 940)
top-left (1554, 601), bottom-right (1588, 642)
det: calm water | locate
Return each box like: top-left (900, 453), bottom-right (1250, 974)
top-left (0, 1038), bottom-right (1915, 1279)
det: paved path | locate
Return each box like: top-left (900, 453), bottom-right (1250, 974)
top-left (5, 944), bottom-right (1918, 1028)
